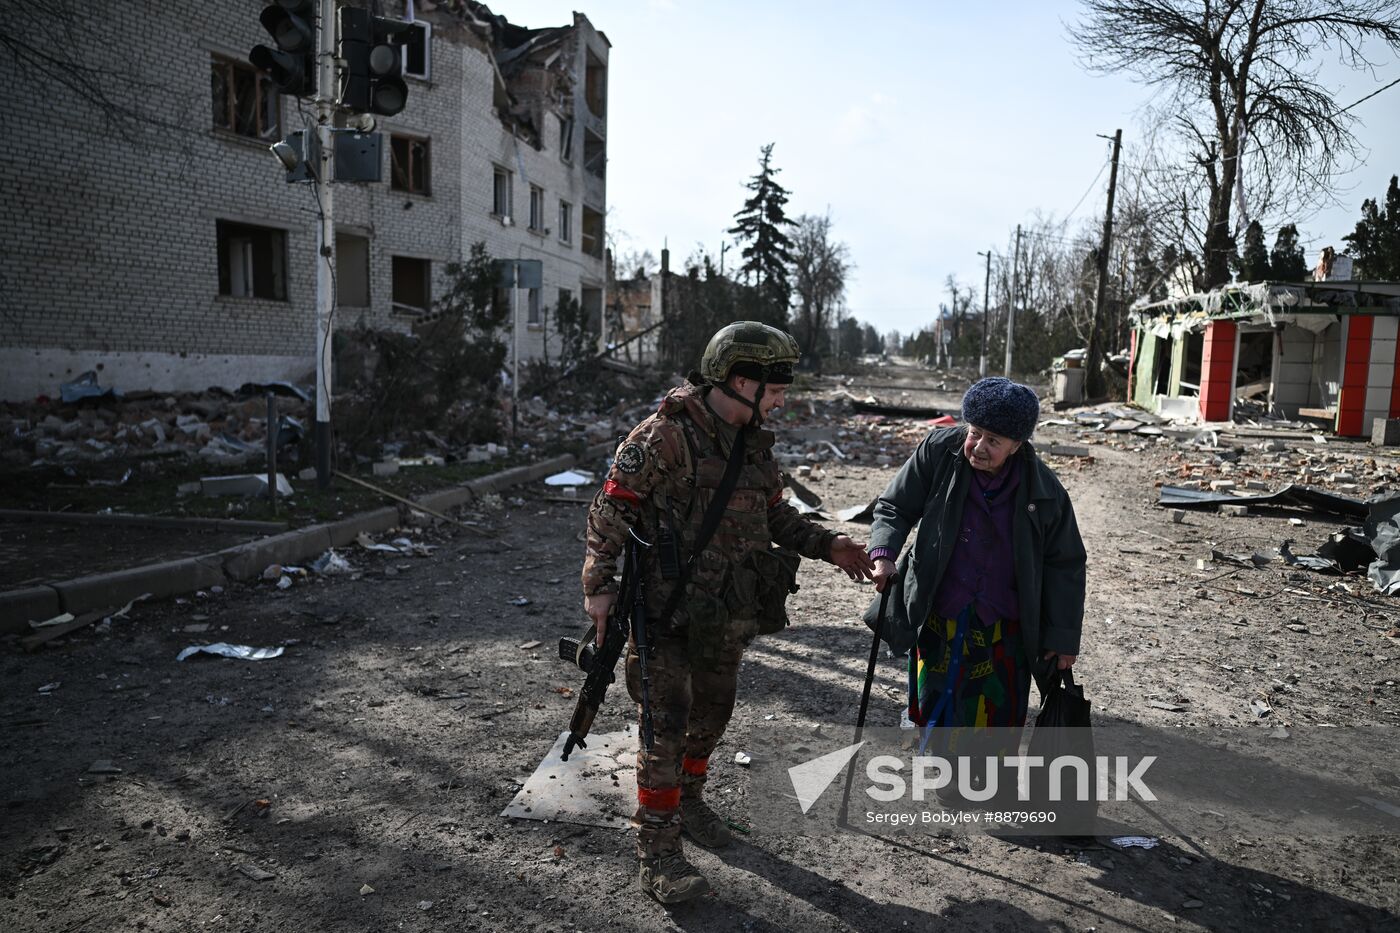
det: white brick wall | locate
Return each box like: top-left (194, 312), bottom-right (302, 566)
top-left (0, 1), bottom-right (608, 400)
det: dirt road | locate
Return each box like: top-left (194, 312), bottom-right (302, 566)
top-left (4, 372), bottom-right (1399, 932)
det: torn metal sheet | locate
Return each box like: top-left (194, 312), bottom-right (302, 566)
top-left (501, 729), bottom-right (637, 829)
top-left (1158, 483), bottom-right (1367, 519)
top-left (784, 473), bottom-right (822, 508)
top-left (788, 497), bottom-right (831, 520)
top-left (836, 498), bottom-right (879, 523)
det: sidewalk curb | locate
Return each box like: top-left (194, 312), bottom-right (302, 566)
top-left (1, 442), bottom-right (615, 636)
top-left (0, 509), bottom-right (288, 535)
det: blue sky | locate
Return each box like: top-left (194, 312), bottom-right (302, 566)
top-left (510, 0), bottom-right (1400, 337)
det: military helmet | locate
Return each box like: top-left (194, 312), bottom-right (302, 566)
top-left (698, 321), bottom-right (800, 385)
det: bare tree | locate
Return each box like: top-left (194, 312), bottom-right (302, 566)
top-left (1071, 0), bottom-right (1400, 287)
top-left (788, 212), bottom-right (852, 365)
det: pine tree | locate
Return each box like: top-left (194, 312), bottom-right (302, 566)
top-left (1238, 219), bottom-right (1272, 281)
top-left (1270, 224), bottom-right (1309, 281)
top-left (1344, 176), bottom-right (1400, 280)
top-left (727, 143), bottom-right (795, 325)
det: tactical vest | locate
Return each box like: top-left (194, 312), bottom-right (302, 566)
top-left (646, 406), bottom-right (800, 666)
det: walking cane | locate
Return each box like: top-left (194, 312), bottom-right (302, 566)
top-left (837, 574), bottom-right (895, 828)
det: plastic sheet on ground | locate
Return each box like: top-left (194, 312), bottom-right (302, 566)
top-left (544, 469), bottom-right (595, 486)
top-left (310, 549), bottom-right (354, 576)
top-left (501, 728), bottom-right (637, 829)
top-left (177, 643), bottom-right (285, 662)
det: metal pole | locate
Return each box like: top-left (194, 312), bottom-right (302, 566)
top-left (266, 393), bottom-right (278, 514)
top-left (511, 265), bottom-right (520, 440)
top-left (1005, 224), bottom-right (1021, 378)
top-left (1087, 129), bottom-right (1123, 400)
top-left (978, 249), bottom-right (992, 379)
top-left (313, 0), bottom-right (338, 490)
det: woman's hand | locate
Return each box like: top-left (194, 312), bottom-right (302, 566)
top-left (1043, 651), bottom-right (1077, 670)
top-left (872, 557), bottom-right (897, 593)
top-left (829, 535), bottom-right (875, 581)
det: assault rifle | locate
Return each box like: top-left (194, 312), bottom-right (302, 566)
top-left (558, 528), bottom-right (655, 760)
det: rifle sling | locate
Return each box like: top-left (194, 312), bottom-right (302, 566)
top-left (652, 422), bottom-right (748, 631)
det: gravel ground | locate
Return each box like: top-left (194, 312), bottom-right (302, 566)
top-left (3, 367), bottom-right (1398, 932)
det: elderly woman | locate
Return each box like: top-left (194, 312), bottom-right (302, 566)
top-left (866, 377), bottom-right (1085, 736)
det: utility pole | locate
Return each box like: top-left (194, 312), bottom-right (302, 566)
top-left (1005, 224), bottom-right (1021, 378)
top-left (313, 0), bottom-right (338, 490)
top-left (1087, 129), bottom-right (1122, 400)
top-left (977, 249), bottom-right (992, 379)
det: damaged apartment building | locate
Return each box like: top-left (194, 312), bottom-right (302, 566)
top-left (0, 0), bottom-right (609, 401)
top-left (1129, 255), bottom-right (1400, 438)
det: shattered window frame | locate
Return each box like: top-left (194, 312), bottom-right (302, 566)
top-left (558, 200), bottom-right (573, 245)
top-left (215, 220), bottom-right (287, 301)
top-left (492, 165), bottom-right (513, 219)
top-left (558, 116), bottom-right (574, 163)
top-left (527, 286), bottom-right (541, 326)
top-left (528, 184), bottom-right (545, 232)
top-left (390, 134), bottom-right (431, 195)
top-left (401, 21), bottom-right (432, 81)
top-left (211, 54), bottom-right (280, 141)
top-left (391, 255), bottom-right (432, 315)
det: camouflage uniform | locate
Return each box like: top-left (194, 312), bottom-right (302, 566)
top-left (581, 381), bottom-right (837, 860)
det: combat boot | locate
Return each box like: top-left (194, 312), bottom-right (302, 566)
top-left (681, 796), bottom-right (733, 848)
top-left (638, 850), bottom-right (710, 904)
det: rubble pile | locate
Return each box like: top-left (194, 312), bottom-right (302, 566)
top-left (3, 388), bottom-right (312, 470)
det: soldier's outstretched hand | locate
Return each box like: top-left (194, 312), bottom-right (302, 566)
top-left (828, 535), bottom-right (875, 581)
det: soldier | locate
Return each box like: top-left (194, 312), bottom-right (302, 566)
top-left (582, 322), bottom-right (875, 904)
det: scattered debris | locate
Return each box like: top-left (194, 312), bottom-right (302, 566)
top-left (237, 865), bottom-right (276, 882)
top-left (734, 751), bottom-right (752, 767)
top-left (310, 549), bottom-right (354, 576)
top-left (200, 473), bottom-right (292, 499)
top-left (86, 760), bottom-right (123, 775)
top-left (508, 597), bottom-right (532, 607)
top-left (544, 469), bottom-right (595, 486)
top-left (518, 640), bottom-right (542, 650)
top-left (836, 498), bottom-right (879, 524)
top-left (177, 643), bottom-right (285, 662)
top-left (1110, 836), bottom-right (1160, 849)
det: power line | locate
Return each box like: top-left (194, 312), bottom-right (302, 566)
top-left (1063, 156), bottom-right (1111, 225)
top-left (1340, 75), bottom-right (1400, 114)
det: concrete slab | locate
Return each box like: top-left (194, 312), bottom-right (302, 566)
top-left (501, 729), bottom-right (637, 829)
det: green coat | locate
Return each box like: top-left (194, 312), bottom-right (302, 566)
top-left (863, 426), bottom-right (1086, 694)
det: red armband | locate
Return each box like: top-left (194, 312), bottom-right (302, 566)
top-left (603, 479), bottom-right (641, 506)
top-left (767, 490), bottom-right (784, 507)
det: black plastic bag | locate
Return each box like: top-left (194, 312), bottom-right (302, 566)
top-left (1026, 668), bottom-right (1097, 835)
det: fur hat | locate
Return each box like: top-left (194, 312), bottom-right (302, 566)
top-left (960, 377), bottom-right (1039, 442)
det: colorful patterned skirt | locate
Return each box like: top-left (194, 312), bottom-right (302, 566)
top-left (908, 605), bottom-right (1030, 732)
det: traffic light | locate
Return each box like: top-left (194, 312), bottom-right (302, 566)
top-left (340, 7), bottom-right (412, 116)
top-left (250, 0), bottom-right (317, 97)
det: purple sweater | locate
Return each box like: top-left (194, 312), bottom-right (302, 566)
top-left (873, 459), bottom-right (1022, 627)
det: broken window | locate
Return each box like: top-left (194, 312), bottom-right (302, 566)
top-left (529, 185), bottom-right (544, 232)
top-left (558, 287), bottom-right (573, 313)
top-left (581, 206), bottom-right (604, 260)
top-left (585, 49), bottom-right (606, 118)
top-left (1153, 336), bottom-right (1171, 395)
top-left (493, 166), bottom-right (513, 218)
top-left (216, 221), bottom-right (286, 300)
top-left (558, 200), bottom-right (573, 244)
top-left (558, 116), bottom-right (574, 163)
top-left (527, 287), bottom-right (542, 325)
top-left (583, 128), bottom-right (605, 179)
top-left (401, 21), bottom-right (431, 80)
top-left (335, 233), bottom-right (371, 307)
top-left (211, 55), bottom-right (279, 140)
top-left (1236, 330), bottom-right (1275, 404)
top-left (1180, 332), bottom-right (1204, 395)
top-left (391, 255), bottom-right (431, 314)
top-left (581, 287), bottom-right (603, 334)
top-left (390, 135), bottom-right (430, 194)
